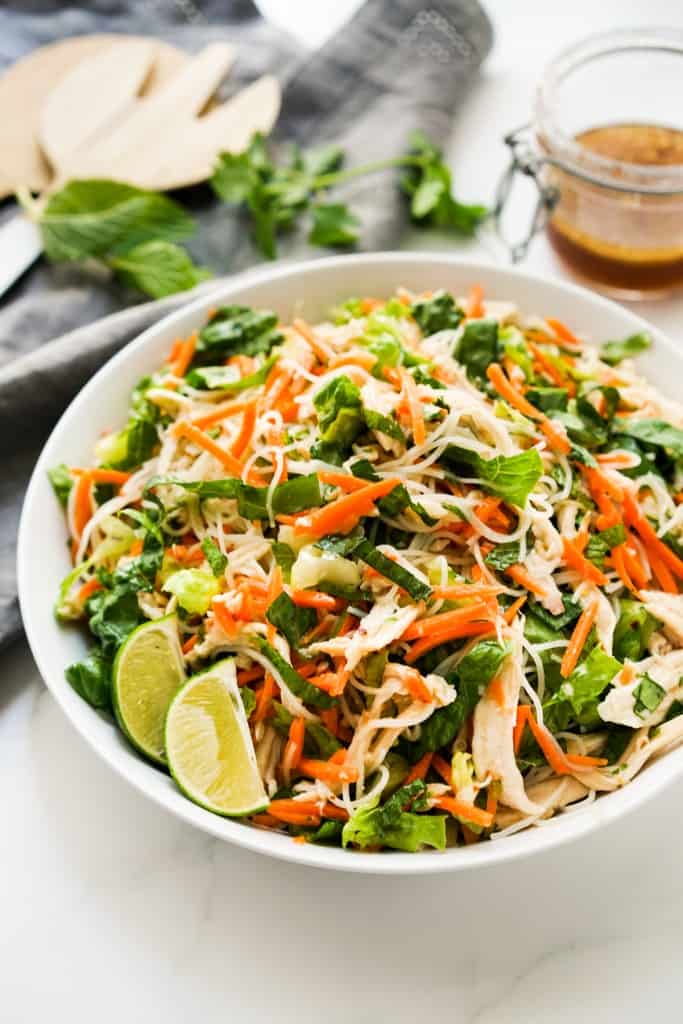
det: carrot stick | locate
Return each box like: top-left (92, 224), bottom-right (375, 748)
top-left (485, 787), bottom-right (498, 817)
top-left (72, 468), bottom-right (131, 485)
top-left (77, 577), bottom-right (102, 603)
top-left (435, 795), bottom-right (494, 830)
top-left (400, 367), bottom-right (426, 446)
top-left (182, 634), bottom-right (198, 655)
top-left (560, 598), bottom-right (598, 678)
top-left (562, 536), bottom-right (609, 585)
top-left (609, 544), bottom-right (639, 596)
top-left (621, 544), bottom-right (649, 590)
top-left (527, 340), bottom-right (571, 390)
top-left (170, 332), bottom-right (197, 378)
top-left (318, 471), bottom-right (369, 492)
top-left (174, 421), bottom-right (248, 478)
top-left (405, 752), bottom-right (433, 784)
top-left (328, 351), bottom-right (377, 372)
top-left (73, 472), bottom-right (93, 540)
top-left (545, 317), bottom-right (583, 351)
top-left (525, 713), bottom-right (572, 775)
top-left (293, 318), bottom-right (333, 363)
top-left (486, 363), bottom-right (570, 454)
top-left (647, 548), bottom-right (678, 594)
top-left (252, 673), bottom-right (277, 724)
top-left (506, 563), bottom-right (548, 599)
top-left (307, 669), bottom-right (350, 698)
top-left (467, 283), bottom-right (485, 318)
top-left (284, 717), bottom-right (305, 773)
top-left (504, 595), bottom-right (527, 623)
top-left (289, 590), bottom-right (345, 611)
top-left (405, 620), bottom-right (493, 663)
top-left (236, 665), bottom-right (264, 686)
top-left (168, 543), bottom-right (205, 566)
top-left (401, 600), bottom-right (492, 641)
top-left (191, 399), bottom-right (254, 430)
top-left (297, 757), bottom-right (358, 785)
top-left (404, 671), bottom-right (433, 703)
top-left (513, 705), bottom-right (530, 753)
top-left (623, 491), bottom-right (683, 581)
top-left (432, 584), bottom-right (502, 600)
top-left (266, 800), bottom-right (321, 826)
top-left (565, 753), bottom-right (608, 768)
top-left (212, 599), bottom-right (238, 638)
top-left (230, 398), bottom-right (258, 460)
top-left (487, 673), bottom-right (506, 708)
top-left (129, 538), bottom-right (144, 557)
top-left (294, 477), bottom-right (401, 537)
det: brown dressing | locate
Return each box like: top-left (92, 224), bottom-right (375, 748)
top-left (546, 123), bottom-right (683, 296)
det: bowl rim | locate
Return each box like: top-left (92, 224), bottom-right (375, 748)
top-left (18, 251), bottom-right (683, 875)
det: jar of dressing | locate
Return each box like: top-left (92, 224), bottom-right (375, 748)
top-left (496, 28), bottom-right (683, 299)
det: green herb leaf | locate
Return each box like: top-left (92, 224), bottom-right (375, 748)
top-left (40, 179), bottom-right (195, 261)
top-left (110, 240), bottom-right (210, 299)
top-left (271, 542), bottom-right (296, 581)
top-left (559, 646), bottom-right (622, 718)
top-left (266, 592), bottom-right (316, 648)
top-left (148, 473), bottom-right (322, 520)
top-left (527, 595), bottom-right (582, 632)
top-left (363, 408), bottom-right (406, 444)
top-left (410, 290), bottom-right (464, 334)
top-left (401, 132), bottom-right (488, 236)
top-left (484, 541), bottom-right (522, 571)
top-left (633, 673), bottom-right (666, 719)
top-left (256, 639), bottom-right (335, 709)
top-left (240, 687), bottom-right (257, 719)
top-left (585, 524), bottom-right (627, 569)
top-left (48, 464), bottom-right (73, 507)
top-left (196, 305), bottom-right (282, 363)
top-left (342, 779), bottom-right (445, 852)
top-left (354, 538), bottom-right (432, 601)
top-left (526, 387), bottom-right (569, 413)
top-left (443, 446), bottom-right (542, 509)
top-left (614, 599), bottom-right (659, 661)
top-left (186, 355), bottom-right (277, 392)
top-left (65, 648), bottom-right (112, 709)
top-left (201, 537), bottom-right (227, 577)
top-left (612, 418), bottom-right (683, 460)
top-left (454, 319), bottom-right (500, 380)
top-left (314, 375), bottom-right (365, 451)
top-left (600, 332), bottom-right (651, 366)
top-left (309, 203), bottom-right (360, 247)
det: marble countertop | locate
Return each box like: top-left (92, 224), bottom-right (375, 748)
top-left (5, 2), bottom-right (683, 1021)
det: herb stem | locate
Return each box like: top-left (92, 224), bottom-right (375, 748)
top-left (312, 155), bottom-right (425, 190)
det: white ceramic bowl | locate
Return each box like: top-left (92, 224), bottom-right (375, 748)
top-left (18, 253), bottom-right (683, 874)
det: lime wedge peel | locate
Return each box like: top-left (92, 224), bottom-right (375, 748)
top-left (112, 613), bottom-right (186, 766)
top-left (165, 658), bottom-right (268, 818)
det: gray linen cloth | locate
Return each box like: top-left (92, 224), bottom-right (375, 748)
top-left (0, 0), bottom-right (492, 644)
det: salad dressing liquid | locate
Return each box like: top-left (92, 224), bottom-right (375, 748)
top-left (546, 123), bottom-right (683, 295)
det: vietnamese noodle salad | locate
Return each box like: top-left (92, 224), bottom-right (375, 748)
top-left (49, 284), bottom-right (683, 853)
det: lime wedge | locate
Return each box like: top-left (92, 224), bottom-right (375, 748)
top-left (165, 659), bottom-right (268, 817)
top-left (112, 613), bottom-right (186, 765)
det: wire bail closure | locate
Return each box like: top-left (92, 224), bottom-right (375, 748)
top-left (494, 125), bottom-right (560, 263)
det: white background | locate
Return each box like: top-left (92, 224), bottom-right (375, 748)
top-left (4, 2), bottom-right (683, 1021)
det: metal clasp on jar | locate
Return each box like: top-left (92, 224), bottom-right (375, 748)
top-left (494, 124), bottom-right (560, 262)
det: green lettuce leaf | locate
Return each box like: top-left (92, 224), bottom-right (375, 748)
top-left (65, 648), bottom-right (112, 709)
top-left (266, 592), bottom-right (316, 648)
top-left (454, 319), bottom-right (499, 380)
top-left (186, 354), bottom-right (277, 392)
top-left (195, 305), bottom-right (282, 362)
top-left (410, 290), bottom-right (463, 334)
top-left (612, 418), bottom-right (683, 460)
top-left (342, 780), bottom-right (446, 852)
top-left (162, 568), bottom-right (219, 615)
top-left (147, 473), bottom-right (322, 520)
top-left (48, 464), bottom-right (73, 507)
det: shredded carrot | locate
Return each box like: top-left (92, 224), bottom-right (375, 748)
top-left (318, 470), bottom-right (369, 492)
top-left (527, 340), bottom-right (572, 391)
top-left (77, 577), bottom-right (102, 603)
top-left (166, 338), bottom-right (183, 365)
top-left (504, 594), bottom-right (527, 623)
top-left (297, 757), bottom-right (358, 785)
top-left (435, 795), bottom-right (494, 830)
top-left (268, 565), bottom-right (284, 606)
top-left (230, 398), bottom-right (258, 461)
top-left (545, 317), bottom-right (583, 351)
top-left (431, 754), bottom-right (453, 786)
top-left (290, 589), bottom-right (345, 611)
top-left (319, 708), bottom-right (340, 738)
top-left (621, 543), bottom-right (649, 590)
top-left (293, 477), bottom-right (401, 538)
top-left (623, 491), bottom-right (683, 581)
top-left (236, 665), bottom-right (264, 686)
top-left (487, 672), bottom-right (506, 709)
top-left (182, 634), bottom-right (198, 655)
top-left (505, 563), bottom-right (547, 599)
top-left (486, 363), bottom-right (571, 454)
top-left (212, 599), bottom-right (238, 638)
top-left (648, 547), bottom-right (678, 594)
top-left (72, 468), bottom-right (131, 486)
top-left (401, 599), bottom-right (492, 641)
top-left (467, 283), bottom-right (485, 318)
top-left (403, 670), bottom-right (433, 703)
top-left (328, 351), bottom-right (377, 372)
top-left (293, 318), bottom-right (333, 362)
top-left (307, 669), bottom-right (350, 698)
top-left (168, 543), bottom-right (205, 566)
top-left (266, 800), bottom-right (321, 826)
top-left (129, 538), bottom-right (144, 557)
top-left (525, 713), bottom-right (573, 775)
top-left (609, 544), bottom-right (639, 596)
top-left (565, 753), bottom-right (608, 768)
top-left (73, 472), bottom-right (93, 540)
top-left (405, 752), bottom-right (434, 784)
top-left (169, 332), bottom-right (197, 378)
top-left (252, 673), bottom-right (277, 724)
top-left (405, 620), bottom-right (493, 663)
top-left (251, 812), bottom-right (280, 828)
top-left (432, 584), bottom-right (501, 600)
top-left (191, 398), bottom-right (253, 430)
top-left (562, 536), bottom-right (608, 585)
top-left (560, 598), bottom-right (598, 678)
top-left (174, 421), bottom-right (250, 479)
top-left (284, 717), bottom-right (305, 773)
top-left (474, 496), bottom-right (511, 531)
top-left (513, 704), bottom-right (531, 754)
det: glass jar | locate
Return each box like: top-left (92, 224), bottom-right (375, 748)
top-left (496, 28), bottom-right (683, 299)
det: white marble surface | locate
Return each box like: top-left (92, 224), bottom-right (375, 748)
top-left (5, 2), bottom-right (683, 1021)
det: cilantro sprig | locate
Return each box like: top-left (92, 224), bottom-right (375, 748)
top-left (210, 130), bottom-right (488, 258)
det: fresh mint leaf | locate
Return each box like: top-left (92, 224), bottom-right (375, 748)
top-left (585, 524), bottom-right (627, 569)
top-left (401, 131), bottom-right (488, 236)
top-left (443, 446), bottom-right (542, 508)
top-left (196, 305), bottom-right (282, 362)
top-left (612, 418), bottom-right (683, 460)
top-left (65, 648), bottom-right (112, 709)
top-left (309, 203), bottom-right (360, 247)
top-left (110, 240), bottom-right (210, 299)
top-left (266, 591), bottom-right (316, 648)
top-left (48, 464), bottom-right (73, 507)
top-left (455, 319), bottom-right (500, 380)
top-left (39, 179), bottom-right (195, 262)
top-left (410, 290), bottom-right (463, 334)
top-left (528, 595), bottom-right (582, 632)
top-left (484, 541), bottom-right (522, 571)
top-left (201, 537), bottom-right (227, 578)
top-left (633, 674), bottom-right (666, 719)
top-left (600, 332), bottom-right (651, 366)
